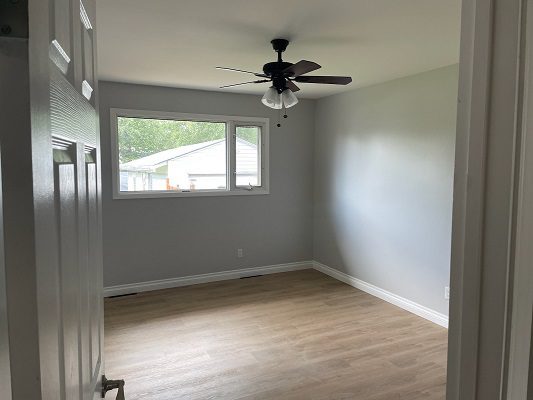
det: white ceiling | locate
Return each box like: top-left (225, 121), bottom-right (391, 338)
top-left (96, 0), bottom-right (461, 99)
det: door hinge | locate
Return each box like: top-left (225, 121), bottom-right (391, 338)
top-left (0, 0), bottom-right (28, 39)
top-left (102, 375), bottom-right (125, 400)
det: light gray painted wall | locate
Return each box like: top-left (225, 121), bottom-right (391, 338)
top-left (313, 65), bottom-right (458, 315)
top-left (99, 82), bottom-right (315, 287)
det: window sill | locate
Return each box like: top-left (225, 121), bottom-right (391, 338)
top-left (112, 188), bottom-right (270, 200)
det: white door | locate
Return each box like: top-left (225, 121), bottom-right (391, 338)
top-left (47, 0), bottom-right (105, 398)
top-left (1, 0), bottom-right (107, 399)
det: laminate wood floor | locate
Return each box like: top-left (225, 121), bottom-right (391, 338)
top-left (104, 269), bottom-right (447, 400)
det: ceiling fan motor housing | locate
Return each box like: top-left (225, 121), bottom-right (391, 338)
top-left (262, 61), bottom-right (294, 77)
top-left (263, 61), bottom-right (294, 92)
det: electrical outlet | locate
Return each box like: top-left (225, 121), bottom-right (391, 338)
top-left (237, 248), bottom-right (243, 258)
top-left (444, 286), bottom-right (450, 300)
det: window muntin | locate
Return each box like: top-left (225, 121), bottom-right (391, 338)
top-left (110, 110), bottom-right (269, 198)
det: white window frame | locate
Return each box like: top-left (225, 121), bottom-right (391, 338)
top-left (110, 108), bottom-right (269, 199)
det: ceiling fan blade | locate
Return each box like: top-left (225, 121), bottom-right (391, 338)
top-left (219, 79), bottom-right (270, 89)
top-left (216, 66), bottom-right (267, 78)
top-left (286, 80), bottom-right (300, 92)
top-left (283, 60), bottom-right (321, 77)
top-left (294, 76), bottom-right (352, 85)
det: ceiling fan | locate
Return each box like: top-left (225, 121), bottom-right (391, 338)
top-left (217, 39), bottom-right (352, 113)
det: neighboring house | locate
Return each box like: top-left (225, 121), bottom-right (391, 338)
top-left (120, 137), bottom-right (259, 191)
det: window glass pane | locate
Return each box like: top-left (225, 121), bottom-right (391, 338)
top-left (117, 117), bottom-right (227, 192)
top-left (235, 126), bottom-right (261, 187)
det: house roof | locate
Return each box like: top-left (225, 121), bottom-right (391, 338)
top-left (121, 138), bottom-right (257, 173)
top-left (121, 139), bottom-right (224, 172)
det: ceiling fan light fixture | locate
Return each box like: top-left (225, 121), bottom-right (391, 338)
top-left (217, 39), bottom-right (352, 112)
top-left (262, 86), bottom-right (282, 109)
top-left (281, 88), bottom-right (298, 108)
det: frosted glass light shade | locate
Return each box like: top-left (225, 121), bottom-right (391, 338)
top-left (281, 89), bottom-right (299, 108)
top-left (261, 87), bottom-right (282, 109)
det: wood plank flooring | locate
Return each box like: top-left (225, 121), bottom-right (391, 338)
top-left (104, 269), bottom-right (447, 400)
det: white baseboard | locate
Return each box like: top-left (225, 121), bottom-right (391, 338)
top-left (104, 261), bottom-right (313, 297)
top-left (312, 261), bottom-right (449, 328)
top-left (104, 259), bottom-right (448, 328)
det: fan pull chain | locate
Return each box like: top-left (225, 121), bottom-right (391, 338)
top-left (276, 104), bottom-right (288, 128)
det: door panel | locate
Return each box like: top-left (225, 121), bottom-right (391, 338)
top-left (50, 0), bottom-right (72, 76)
top-left (56, 159), bottom-right (80, 400)
top-left (52, 0), bottom-right (72, 58)
top-left (87, 159), bottom-right (102, 379)
top-left (54, 145), bottom-right (102, 400)
top-left (82, 28), bottom-right (94, 100)
top-left (75, 143), bottom-right (91, 399)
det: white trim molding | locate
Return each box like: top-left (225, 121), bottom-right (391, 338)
top-left (104, 259), bottom-right (449, 329)
top-left (446, 0), bottom-right (529, 398)
top-left (312, 261), bottom-right (449, 328)
top-left (104, 261), bottom-right (311, 297)
top-left (505, 0), bottom-right (533, 396)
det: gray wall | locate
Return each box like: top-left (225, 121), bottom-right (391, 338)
top-left (313, 65), bottom-right (458, 315)
top-left (99, 82), bottom-right (315, 287)
top-left (100, 66), bottom-right (458, 316)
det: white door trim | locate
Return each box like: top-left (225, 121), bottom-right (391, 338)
top-left (446, 0), bottom-right (494, 397)
top-left (447, 0), bottom-right (528, 399)
top-left (506, 0), bottom-right (533, 397)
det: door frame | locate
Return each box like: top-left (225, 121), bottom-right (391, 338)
top-left (505, 0), bottom-right (533, 396)
top-left (0, 149), bottom-right (12, 400)
top-left (447, 0), bottom-right (532, 398)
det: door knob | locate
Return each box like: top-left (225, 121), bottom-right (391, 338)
top-left (102, 375), bottom-right (125, 399)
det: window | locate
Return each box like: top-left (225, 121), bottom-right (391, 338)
top-left (110, 109), bottom-right (269, 198)
top-left (235, 126), bottom-right (262, 187)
